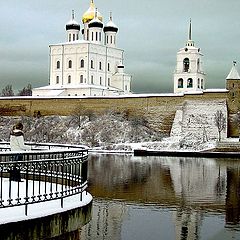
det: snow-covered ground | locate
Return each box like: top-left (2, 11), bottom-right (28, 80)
top-left (0, 178), bottom-right (92, 224)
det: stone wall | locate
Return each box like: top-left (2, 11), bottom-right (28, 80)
top-left (0, 91), bottom-right (229, 135)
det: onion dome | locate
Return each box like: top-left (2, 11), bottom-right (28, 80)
top-left (82, 0), bottom-right (103, 24)
top-left (88, 8), bottom-right (103, 28)
top-left (66, 10), bottom-right (80, 31)
top-left (104, 13), bottom-right (118, 33)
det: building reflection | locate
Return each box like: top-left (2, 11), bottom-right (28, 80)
top-left (82, 154), bottom-right (240, 240)
top-left (225, 167), bottom-right (240, 226)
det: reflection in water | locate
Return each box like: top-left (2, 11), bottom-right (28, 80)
top-left (80, 154), bottom-right (240, 240)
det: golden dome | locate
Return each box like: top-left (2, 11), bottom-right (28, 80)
top-left (82, 0), bottom-right (103, 24)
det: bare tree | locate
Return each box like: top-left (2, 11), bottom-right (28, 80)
top-left (18, 84), bottom-right (32, 96)
top-left (214, 110), bottom-right (226, 141)
top-left (1, 85), bottom-right (14, 96)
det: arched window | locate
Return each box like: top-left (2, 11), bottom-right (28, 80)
top-left (201, 79), bottom-right (204, 89)
top-left (96, 32), bottom-right (98, 41)
top-left (178, 78), bottom-right (183, 88)
top-left (100, 76), bottom-right (102, 85)
top-left (56, 76), bottom-right (59, 84)
top-left (107, 36), bottom-right (109, 44)
top-left (80, 59), bottom-right (84, 68)
top-left (108, 78), bottom-right (110, 86)
top-left (108, 63), bottom-right (110, 71)
top-left (68, 75), bottom-right (71, 84)
top-left (73, 34), bottom-right (75, 41)
top-left (91, 60), bottom-right (94, 69)
top-left (91, 75), bottom-right (94, 84)
top-left (187, 78), bottom-right (193, 88)
top-left (56, 61), bottom-right (60, 69)
top-left (197, 78), bottom-right (200, 88)
top-left (99, 62), bottom-right (102, 70)
top-left (99, 32), bottom-right (101, 42)
top-left (80, 75), bottom-right (84, 83)
top-left (69, 34), bottom-right (71, 42)
top-left (68, 60), bottom-right (72, 69)
top-left (183, 58), bottom-right (190, 72)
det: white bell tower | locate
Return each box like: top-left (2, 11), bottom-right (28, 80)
top-left (173, 20), bottom-right (206, 94)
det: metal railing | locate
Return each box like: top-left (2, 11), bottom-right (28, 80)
top-left (0, 142), bottom-right (89, 215)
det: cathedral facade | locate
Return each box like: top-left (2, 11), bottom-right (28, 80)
top-left (32, 0), bottom-right (132, 97)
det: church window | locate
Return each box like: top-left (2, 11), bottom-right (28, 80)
top-left (99, 32), bottom-right (101, 42)
top-left (183, 58), bottom-right (190, 72)
top-left (187, 78), bottom-right (193, 88)
top-left (87, 30), bottom-right (89, 41)
top-left (92, 32), bottom-right (94, 41)
top-left (201, 79), bottom-right (204, 89)
top-left (125, 85), bottom-right (128, 91)
top-left (178, 78), bottom-right (183, 88)
top-left (91, 75), bottom-right (94, 84)
top-left (108, 63), bottom-right (110, 71)
top-left (68, 75), bottom-right (71, 84)
top-left (73, 34), bottom-right (75, 41)
top-left (108, 78), bottom-right (110, 86)
top-left (99, 62), bottom-right (102, 70)
top-left (198, 78), bottom-right (200, 88)
top-left (77, 34), bottom-right (79, 40)
top-left (91, 60), bottom-right (94, 69)
top-left (111, 36), bottom-right (113, 44)
top-left (80, 75), bottom-right (84, 83)
top-left (56, 61), bottom-right (60, 69)
top-left (80, 59), bottom-right (84, 68)
top-left (100, 76), bottom-right (102, 85)
top-left (69, 34), bottom-right (71, 42)
top-left (107, 36), bottom-right (109, 44)
top-left (56, 76), bottom-right (59, 84)
top-left (96, 32), bottom-right (98, 41)
top-left (68, 60), bottom-right (72, 69)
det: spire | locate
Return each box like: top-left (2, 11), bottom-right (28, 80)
top-left (189, 18), bottom-right (192, 40)
top-left (186, 19), bottom-right (194, 47)
top-left (226, 61), bottom-right (240, 80)
top-left (110, 11), bottom-right (112, 21)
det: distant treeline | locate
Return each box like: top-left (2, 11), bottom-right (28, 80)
top-left (1, 84), bottom-right (32, 97)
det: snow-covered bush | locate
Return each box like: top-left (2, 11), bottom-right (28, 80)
top-left (0, 111), bottom-right (163, 149)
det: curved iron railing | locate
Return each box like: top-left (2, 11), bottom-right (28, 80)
top-left (0, 142), bottom-right (89, 216)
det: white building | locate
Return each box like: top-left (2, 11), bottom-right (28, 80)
top-left (32, 0), bottom-right (132, 97)
top-left (173, 20), bottom-right (205, 94)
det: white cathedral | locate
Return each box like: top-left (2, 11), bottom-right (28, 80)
top-left (32, 0), bottom-right (132, 97)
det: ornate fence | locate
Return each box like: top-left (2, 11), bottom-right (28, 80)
top-left (0, 142), bottom-right (89, 216)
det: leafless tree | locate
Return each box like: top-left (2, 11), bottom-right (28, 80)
top-left (1, 85), bottom-right (14, 96)
top-left (214, 110), bottom-right (226, 141)
top-left (18, 84), bottom-right (32, 96)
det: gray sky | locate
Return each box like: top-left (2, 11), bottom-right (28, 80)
top-left (0, 0), bottom-right (240, 93)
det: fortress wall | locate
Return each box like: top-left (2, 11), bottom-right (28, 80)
top-left (0, 92), bottom-right (228, 135)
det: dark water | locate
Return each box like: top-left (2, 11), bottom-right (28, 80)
top-left (79, 154), bottom-right (240, 240)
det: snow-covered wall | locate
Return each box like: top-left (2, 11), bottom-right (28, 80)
top-left (171, 99), bottom-right (227, 140)
top-left (0, 91), bottom-right (229, 136)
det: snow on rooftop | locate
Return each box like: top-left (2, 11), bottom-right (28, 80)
top-left (226, 63), bottom-right (240, 80)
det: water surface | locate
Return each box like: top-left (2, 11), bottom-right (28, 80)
top-left (80, 154), bottom-right (240, 240)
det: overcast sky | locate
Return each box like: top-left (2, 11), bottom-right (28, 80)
top-left (0, 0), bottom-right (240, 93)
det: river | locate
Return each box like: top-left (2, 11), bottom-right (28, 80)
top-left (79, 153), bottom-right (240, 240)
